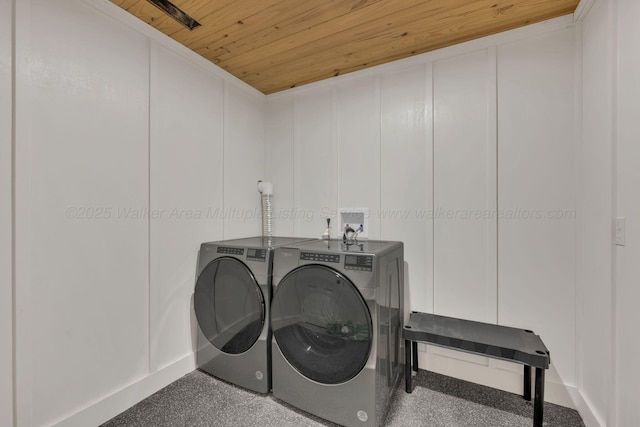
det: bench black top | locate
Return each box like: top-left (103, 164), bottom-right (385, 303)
top-left (403, 312), bottom-right (550, 369)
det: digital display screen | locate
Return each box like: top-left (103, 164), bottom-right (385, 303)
top-left (344, 255), bottom-right (373, 271)
top-left (345, 255), bottom-right (358, 265)
top-left (248, 249), bottom-right (258, 257)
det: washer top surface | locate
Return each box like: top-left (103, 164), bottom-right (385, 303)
top-left (204, 236), bottom-right (315, 249)
top-left (292, 238), bottom-right (401, 255)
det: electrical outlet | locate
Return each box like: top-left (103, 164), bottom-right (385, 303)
top-left (615, 217), bottom-right (626, 246)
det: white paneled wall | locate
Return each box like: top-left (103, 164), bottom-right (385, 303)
top-left (265, 96), bottom-right (295, 236)
top-left (0, 0), bottom-right (13, 426)
top-left (615, 0), bottom-right (640, 425)
top-left (15, 1), bottom-right (150, 425)
top-left (266, 20), bottom-right (577, 407)
top-left (337, 77), bottom-right (381, 238)
top-left (222, 83), bottom-right (265, 239)
top-left (293, 89), bottom-right (337, 236)
top-left (380, 65), bottom-right (433, 315)
top-left (149, 45), bottom-right (225, 371)
top-left (11, 1), bottom-right (264, 426)
top-left (578, 0), bottom-right (615, 425)
top-left (497, 28), bottom-right (577, 393)
top-left (433, 49), bottom-right (498, 323)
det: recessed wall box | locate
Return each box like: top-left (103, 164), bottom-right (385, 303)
top-left (339, 208), bottom-right (369, 239)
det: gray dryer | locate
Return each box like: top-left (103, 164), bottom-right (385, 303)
top-left (270, 239), bottom-right (404, 426)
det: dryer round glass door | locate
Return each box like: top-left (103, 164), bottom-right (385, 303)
top-left (194, 257), bottom-right (265, 354)
top-left (271, 265), bottom-right (372, 384)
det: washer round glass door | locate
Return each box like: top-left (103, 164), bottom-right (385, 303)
top-left (271, 265), bottom-right (372, 384)
top-left (194, 257), bottom-right (265, 354)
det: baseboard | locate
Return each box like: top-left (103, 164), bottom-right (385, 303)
top-left (416, 346), bottom-right (578, 409)
top-left (574, 390), bottom-right (606, 427)
top-left (52, 353), bottom-right (196, 427)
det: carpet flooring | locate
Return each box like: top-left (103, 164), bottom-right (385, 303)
top-left (101, 369), bottom-right (585, 427)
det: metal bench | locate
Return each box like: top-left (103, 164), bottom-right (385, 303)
top-left (403, 311), bottom-right (550, 427)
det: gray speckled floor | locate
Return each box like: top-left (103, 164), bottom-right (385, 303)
top-left (101, 370), bottom-right (585, 427)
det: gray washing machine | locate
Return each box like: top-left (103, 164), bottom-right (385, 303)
top-left (270, 239), bottom-right (404, 426)
top-left (194, 236), bottom-right (315, 394)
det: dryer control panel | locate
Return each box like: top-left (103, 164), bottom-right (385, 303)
top-left (300, 252), bottom-right (340, 263)
top-left (217, 247), bottom-right (244, 255)
top-left (247, 248), bottom-right (267, 262)
top-left (344, 255), bottom-right (373, 272)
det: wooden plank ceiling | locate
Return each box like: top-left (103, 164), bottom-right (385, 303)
top-left (111, 0), bottom-right (579, 94)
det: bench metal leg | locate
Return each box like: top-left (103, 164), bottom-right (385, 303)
top-left (524, 365), bottom-right (531, 401)
top-left (405, 340), bottom-right (412, 393)
top-left (534, 367), bottom-right (545, 427)
top-left (412, 341), bottom-right (418, 372)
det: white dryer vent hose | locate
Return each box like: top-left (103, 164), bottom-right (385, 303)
top-left (257, 181), bottom-right (273, 238)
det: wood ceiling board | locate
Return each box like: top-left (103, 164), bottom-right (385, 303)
top-left (110, 0), bottom-right (579, 94)
top-left (192, 0), bottom-right (389, 67)
top-left (165, 0), bottom-right (282, 42)
top-left (239, 0), bottom-right (575, 87)
top-left (244, 2), bottom-right (578, 93)
top-left (204, 0), bottom-right (419, 67)
top-left (238, 0), bottom-right (575, 72)
top-left (168, 0), bottom-right (299, 46)
top-left (219, 0), bottom-right (472, 72)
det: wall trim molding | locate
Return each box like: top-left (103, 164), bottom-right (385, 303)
top-left (575, 390), bottom-right (606, 427)
top-left (574, 0), bottom-right (598, 23)
top-left (52, 354), bottom-right (195, 427)
top-left (0, 1), bottom-right (15, 426)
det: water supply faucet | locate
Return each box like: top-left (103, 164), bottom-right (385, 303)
top-left (352, 224), bottom-right (364, 241)
top-left (343, 224), bottom-right (355, 242)
top-left (343, 224), bottom-right (363, 243)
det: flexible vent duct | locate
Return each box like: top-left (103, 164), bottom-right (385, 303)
top-left (146, 0), bottom-right (201, 30)
top-left (257, 181), bottom-right (273, 238)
